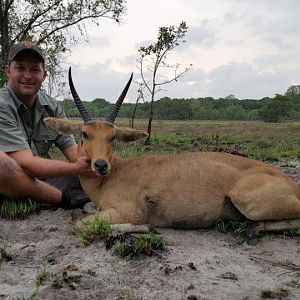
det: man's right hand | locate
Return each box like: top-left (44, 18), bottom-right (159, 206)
top-left (73, 156), bottom-right (97, 177)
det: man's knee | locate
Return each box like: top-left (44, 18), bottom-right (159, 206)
top-left (0, 152), bottom-right (33, 198)
top-left (0, 152), bottom-right (18, 180)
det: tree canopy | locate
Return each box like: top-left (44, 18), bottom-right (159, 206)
top-left (0, 0), bottom-right (127, 89)
top-left (60, 93), bottom-right (300, 123)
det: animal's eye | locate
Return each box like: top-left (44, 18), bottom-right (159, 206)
top-left (82, 131), bottom-right (89, 140)
top-left (110, 135), bottom-right (116, 142)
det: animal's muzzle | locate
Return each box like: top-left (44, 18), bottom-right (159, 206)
top-left (94, 159), bottom-right (109, 175)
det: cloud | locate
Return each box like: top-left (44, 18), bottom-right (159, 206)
top-left (184, 25), bottom-right (218, 48)
top-left (153, 68), bottom-right (207, 99)
top-left (253, 52), bottom-right (300, 69)
top-left (262, 36), bottom-right (292, 50)
top-left (206, 62), bottom-right (295, 99)
top-left (63, 62), bottom-right (137, 102)
top-left (135, 40), bottom-right (155, 50)
top-left (62, 1), bottom-right (300, 102)
top-left (64, 62), bottom-right (207, 103)
top-left (230, 0), bottom-right (300, 37)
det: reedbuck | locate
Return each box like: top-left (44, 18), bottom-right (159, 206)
top-left (45, 68), bottom-right (300, 237)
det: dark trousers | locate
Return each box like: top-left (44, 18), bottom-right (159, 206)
top-left (44, 176), bottom-right (90, 207)
top-left (0, 176), bottom-right (90, 207)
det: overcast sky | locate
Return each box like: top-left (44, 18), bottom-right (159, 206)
top-left (62, 0), bottom-right (300, 103)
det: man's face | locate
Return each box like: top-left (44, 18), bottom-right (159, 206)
top-left (5, 52), bottom-right (47, 100)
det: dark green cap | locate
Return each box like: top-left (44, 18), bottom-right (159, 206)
top-left (8, 41), bottom-right (44, 63)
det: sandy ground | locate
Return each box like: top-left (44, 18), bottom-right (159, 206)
top-left (1, 166), bottom-right (300, 300)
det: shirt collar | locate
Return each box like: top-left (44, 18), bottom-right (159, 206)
top-left (6, 82), bottom-right (48, 110)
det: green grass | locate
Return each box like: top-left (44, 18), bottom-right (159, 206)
top-left (124, 291), bottom-right (133, 300)
top-left (215, 219), bottom-right (300, 238)
top-left (74, 217), bottom-right (164, 258)
top-left (114, 140), bottom-right (148, 158)
top-left (260, 288), bottom-right (290, 298)
top-left (0, 198), bottom-right (40, 220)
top-left (74, 217), bottom-right (114, 245)
top-left (13, 293), bottom-right (38, 300)
top-left (0, 246), bottom-right (12, 268)
top-left (13, 265), bottom-right (54, 300)
top-left (283, 224), bottom-right (300, 237)
top-left (215, 219), bottom-right (252, 236)
top-left (52, 119), bottom-right (300, 162)
top-left (146, 131), bottom-right (300, 161)
top-left (35, 264), bottom-right (54, 287)
top-left (122, 119), bottom-right (300, 162)
top-left (113, 232), bottom-right (164, 258)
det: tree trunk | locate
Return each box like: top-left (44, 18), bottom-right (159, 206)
top-left (0, 0), bottom-right (10, 86)
top-left (145, 98), bottom-right (154, 144)
top-left (146, 110), bottom-right (153, 144)
top-left (131, 100), bottom-right (139, 128)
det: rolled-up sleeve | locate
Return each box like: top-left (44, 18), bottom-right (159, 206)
top-left (0, 105), bottom-right (30, 152)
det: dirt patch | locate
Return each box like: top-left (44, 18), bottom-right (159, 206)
top-left (1, 166), bottom-right (300, 299)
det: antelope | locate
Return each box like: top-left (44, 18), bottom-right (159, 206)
top-left (44, 68), bottom-right (300, 238)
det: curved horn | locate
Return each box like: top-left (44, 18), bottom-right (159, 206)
top-left (68, 67), bottom-right (94, 124)
top-left (106, 73), bottom-right (133, 124)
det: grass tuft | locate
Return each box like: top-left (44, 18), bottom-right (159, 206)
top-left (215, 219), bottom-right (251, 236)
top-left (13, 294), bottom-right (38, 300)
top-left (261, 288), bottom-right (290, 298)
top-left (0, 198), bottom-right (40, 220)
top-left (74, 217), bottom-right (113, 245)
top-left (74, 217), bottom-right (164, 258)
top-left (113, 232), bottom-right (164, 258)
top-left (283, 224), bottom-right (300, 237)
top-left (13, 265), bottom-right (54, 300)
top-left (0, 246), bottom-right (12, 268)
top-left (35, 264), bottom-right (54, 287)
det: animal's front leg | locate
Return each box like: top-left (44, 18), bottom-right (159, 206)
top-left (75, 208), bottom-right (124, 229)
top-left (75, 208), bottom-right (151, 233)
top-left (246, 218), bottom-right (300, 239)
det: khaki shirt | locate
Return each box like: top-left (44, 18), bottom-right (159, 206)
top-left (0, 84), bottom-right (76, 158)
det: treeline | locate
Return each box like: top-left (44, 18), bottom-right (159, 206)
top-left (60, 92), bottom-right (300, 122)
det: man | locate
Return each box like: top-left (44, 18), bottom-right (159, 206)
top-left (0, 40), bottom-right (95, 209)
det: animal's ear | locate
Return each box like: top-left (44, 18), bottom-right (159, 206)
top-left (115, 127), bottom-right (148, 142)
top-left (43, 117), bottom-right (83, 134)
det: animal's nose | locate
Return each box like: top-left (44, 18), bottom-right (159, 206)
top-left (94, 159), bottom-right (109, 175)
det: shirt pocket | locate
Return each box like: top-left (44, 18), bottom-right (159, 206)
top-left (33, 131), bottom-right (57, 158)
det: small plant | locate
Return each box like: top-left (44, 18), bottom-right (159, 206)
top-left (0, 246), bottom-right (12, 268)
top-left (124, 291), bottom-right (132, 300)
top-left (74, 217), bottom-right (113, 245)
top-left (283, 224), bottom-right (300, 237)
top-left (215, 219), bottom-right (251, 236)
top-left (13, 293), bottom-right (38, 300)
top-left (74, 217), bottom-right (164, 258)
top-left (0, 198), bottom-right (40, 220)
top-left (35, 264), bottom-right (54, 287)
top-left (113, 232), bottom-right (164, 258)
top-left (260, 288), bottom-right (290, 298)
top-left (13, 265), bottom-right (54, 300)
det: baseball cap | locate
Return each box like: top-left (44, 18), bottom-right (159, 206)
top-left (8, 41), bottom-right (44, 63)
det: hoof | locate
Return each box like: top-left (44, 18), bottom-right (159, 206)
top-left (83, 202), bottom-right (98, 214)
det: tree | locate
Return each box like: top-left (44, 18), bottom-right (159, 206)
top-left (286, 85), bottom-right (300, 97)
top-left (258, 94), bottom-right (293, 122)
top-left (0, 0), bottom-right (126, 90)
top-left (130, 81), bottom-right (146, 128)
top-left (137, 21), bottom-right (191, 143)
top-left (225, 94), bottom-right (237, 100)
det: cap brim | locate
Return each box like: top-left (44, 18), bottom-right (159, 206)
top-left (10, 48), bottom-right (44, 62)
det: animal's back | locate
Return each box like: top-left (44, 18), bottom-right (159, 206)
top-left (81, 151), bottom-right (300, 228)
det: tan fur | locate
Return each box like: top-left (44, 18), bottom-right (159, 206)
top-left (44, 117), bottom-right (300, 229)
